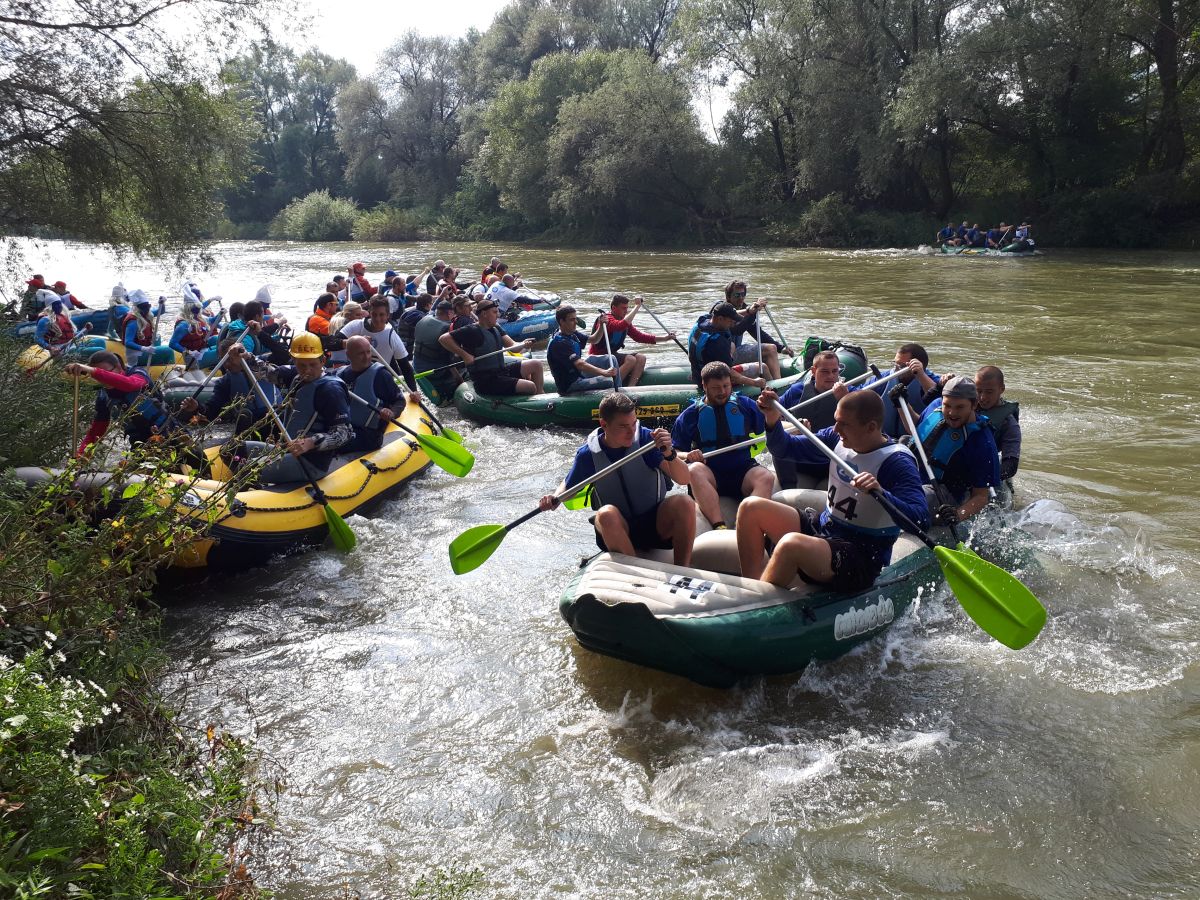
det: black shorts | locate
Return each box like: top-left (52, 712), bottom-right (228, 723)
top-left (592, 507), bottom-right (673, 553)
top-left (712, 458), bottom-right (760, 499)
top-left (796, 508), bottom-right (885, 593)
top-left (472, 360), bottom-right (523, 396)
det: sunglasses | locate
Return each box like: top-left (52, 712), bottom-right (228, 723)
top-left (731, 291), bottom-right (747, 298)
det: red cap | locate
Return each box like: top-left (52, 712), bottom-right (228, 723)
top-left (26, 274), bottom-right (44, 286)
top-left (53, 280), bottom-right (67, 291)
top-left (352, 262), bottom-right (366, 274)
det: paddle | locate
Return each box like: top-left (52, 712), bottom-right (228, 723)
top-left (413, 345), bottom-right (511, 379)
top-left (346, 391), bottom-right (474, 477)
top-left (186, 345), bottom-right (235, 402)
top-left (33, 323), bottom-right (93, 372)
top-left (245, 373), bottom-right (357, 553)
top-left (369, 344), bottom-right (464, 445)
top-left (597, 309), bottom-right (621, 392)
top-left (755, 314), bottom-right (764, 376)
top-left (770, 399), bottom-right (1046, 650)
top-left (449, 437), bottom-right (660, 574)
top-left (762, 304), bottom-right (794, 357)
top-left (699, 368), bottom-right (893, 462)
top-left (71, 373), bottom-right (80, 452)
top-left (638, 299), bottom-right (688, 356)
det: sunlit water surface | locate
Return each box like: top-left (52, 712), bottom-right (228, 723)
top-left (24, 239), bottom-right (1200, 897)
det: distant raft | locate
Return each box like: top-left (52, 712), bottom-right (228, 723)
top-left (939, 244), bottom-right (1039, 257)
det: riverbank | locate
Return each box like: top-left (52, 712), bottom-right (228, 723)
top-left (0, 336), bottom-right (269, 896)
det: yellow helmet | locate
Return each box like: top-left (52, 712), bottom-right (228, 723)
top-left (289, 331), bottom-right (324, 359)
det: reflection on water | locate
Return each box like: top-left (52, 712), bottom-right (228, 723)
top-left (20, 239), bottom-right (1200, 897)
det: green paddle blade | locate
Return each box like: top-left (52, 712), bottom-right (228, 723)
top-left (449, 524), bottom-right (508, 575)
top-left (934, 544), bottom-right (1046, 649)
top-left (562, 484), bottom-right (592, 510)
top-left (416, 432), bottom-right (474, 477)
top-left (749, 432), bottom-right (766, 458)
top-left (322, 503), bottom-right (357, 553)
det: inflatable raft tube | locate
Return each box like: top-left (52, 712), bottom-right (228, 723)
top-left (559, 489), bottom-right (941, 687)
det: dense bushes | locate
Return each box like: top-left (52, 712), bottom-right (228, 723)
top-left (268, 189), bottom-right (359, 241)
top-left (0, 337), bottom-right (269, 896)
top-left (352, 205), bottom-right (434, 242)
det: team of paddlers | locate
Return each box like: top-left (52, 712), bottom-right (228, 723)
top-left (24, 256), bottom-right (1022, 595)
top-left (935, 221), bottom-right (1035, 252)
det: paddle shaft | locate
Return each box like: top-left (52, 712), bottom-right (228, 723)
top-left (762, 306), bottom-right (792, 356)
top-left (895, 392), bottom-right (967, 542)
top-left (245, 371), bottom-right (331, 503)
top-left (639, 301), bottom-right (689, 355)
top-left (347, 390), bottom-right (428, 445)
top-left (772, 400), bottom-right (936, 550)
top-left (414, 344), bottom-right (512, 378)
top-left (34, 323), bottom-right (92, 371)
top-left (597, 310), bottom-right (621, 391)
top-left (188, 346), bottom-right (235, 401)
top-left (701, 368), bottom-right (889, 461)
top-left (72, 373), bottom-right (80, 451)
top-left (369, 344), bottom-right (455, 436)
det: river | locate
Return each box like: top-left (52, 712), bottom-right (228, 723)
top-left (23, 240), bottom-right (1200, 897)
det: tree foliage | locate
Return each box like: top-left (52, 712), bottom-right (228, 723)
top-left (0, 0), bottom-right (274, 255)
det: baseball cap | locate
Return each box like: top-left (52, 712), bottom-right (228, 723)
top-left (384, 269), bottom-right (397, 279)
top-left (711, 302), bottom-right (739, 320)
top-left (434, 299), bottom-right (453, 312)
top-left (351, 262), bottom-right (366, 274)
top-left (53, 280), bottom-right (67, 291)
top-left (941, 375), bottom-right (978, 401)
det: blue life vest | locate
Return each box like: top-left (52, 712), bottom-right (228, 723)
top-left (342, 363), bottom-right (386, 431)
top-left (688, 316), bottom-right (721, 378)
top-left (283, 374), bottom-right (345, 437)
top-left (938, 227), bottom-right (955, 242)
top-left (916, 406), bottom-right (985, 479)
top-left (586, 427), bottom-right (666, 520)
top-left (695, 397), bottom-right (749, 452)
top-left (222, 370), bottom-right (271, 420)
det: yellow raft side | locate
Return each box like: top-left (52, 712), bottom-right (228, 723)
top-left (167, 400), bottom-right (435, 569)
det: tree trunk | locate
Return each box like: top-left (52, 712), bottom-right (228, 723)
top-left (1151, 0), bottom-right (1186, 171)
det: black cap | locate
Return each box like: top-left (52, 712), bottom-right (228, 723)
top-left (435, 299), bottom-right (453, 312)
top-left (711, 302), bottom-right (739, 320)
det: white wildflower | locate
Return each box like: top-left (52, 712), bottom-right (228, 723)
top-left (44, 630), bottom-right (57, 642)
top-left (4, 714), bottom-right (28, 728)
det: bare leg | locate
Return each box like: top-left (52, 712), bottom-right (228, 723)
top-left (595, 505), bottom-right (635, 556)
top-left (688, 463), bottom-right (724, 526)
top-left (521, 359), bottom-right (544, 392)
top-left (741, 466), bottom-right (776, 503)
top-left (735, 496), bottom-right (800, 580)
top-left (625, 353), bottom-right (647, 387)
top-left (657, 494), bottom-right (696, 567)
top-left (762, 532), bottom-right (833, 588)
top-left (515, 379), bottom-right (537, 395)
top-left (618, 354), bottom-right (638, 385)
top-left (763, 344), bottom-right (781, 380)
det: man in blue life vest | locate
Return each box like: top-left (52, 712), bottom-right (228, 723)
top-left (241, 331), bottom-right (354, 484)
top-left (735, 389), bottom-right (928, 590)
top-left (538, 391), bottom-right (696, 565)
top-left (986, 223), bottom-right (1011, 249)
top-left (871, 342), bottom-right (940, 438)
top-left (334, 335), bottom-right (420, 453)
top-left (177, 339), bottom-right (274, 436)
top-left (936, 223), bottom-right (958, 246)
top-left (974, 365), bottom-right (1021, 484)
top-left (688, 301), bottom-right (768, 390)
top-left (65, 351), bottom-right (187, 457)
top-left (909, 375), bottom-right (1000, 525)
top-left (546, 305), bottom-right (637, 394)
top-left (775, 350), bottom-right (851, 489)
top-left (439, 298), bottom-right (541, 395)
top-left (723, 281), bottom-right (785, 380)
top-left (671, 361), bottom-right (775, 530)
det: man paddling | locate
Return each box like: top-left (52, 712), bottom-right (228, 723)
top-left (66, 352), bottom-right (186, 457)
top-left (539, 391), bottom-right (695, 565)
top-left (722, 280), bottom-right (785, 379)
top-left (736, 389), bottom-right (927, 589)
top-left (775, 350), bottom-right (851, 489)
top-left (439, 298), bottom-right (542, 396)
top-left (974, 365), bottom-right (1021, 486)
top-left (909, 375), bottom-right (1000, 525)
top-left (335, 335), bottom-right (420, 453)
top-left (871, 342), bottom-right (940, 438)
top-left (688, 302), bottom-right (768, 390)
top-left (671, 361), bottom-right (774, 530)
top-left (546, 305), bottom-right (634, 394)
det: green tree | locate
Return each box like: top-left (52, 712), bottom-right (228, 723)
top-left (0, 0), bottom-right (271, 256)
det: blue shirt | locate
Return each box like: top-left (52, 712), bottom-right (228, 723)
top-left (546, 331), bottom-right (588, 393)
top-left (765, 422), bottom-right (929, 563)
top-left (563, 426), bottom-right (665, 493)
top-left (872, 368), bottom-right (940, 438)
top-left (671, 395), bottom-right (764, 476)
top-left (917, 401), bottom-right (1000, 503)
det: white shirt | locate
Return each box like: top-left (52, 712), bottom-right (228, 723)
top-left (485, 282), bottom-right (521, 313)
top-left (332, 319), bottom-right (408, 365)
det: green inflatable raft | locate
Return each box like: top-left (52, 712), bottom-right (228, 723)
top-left (448, 345), bottom-right (869, 428)
top-left (559, 503), bottom-right (943, 688)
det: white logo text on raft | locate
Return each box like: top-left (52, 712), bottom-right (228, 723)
top-left (834, 597), bottom-right (895, 641)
